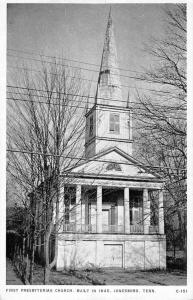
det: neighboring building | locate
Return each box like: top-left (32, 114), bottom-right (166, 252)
top-left (56, 11), bottom-right (166, 270)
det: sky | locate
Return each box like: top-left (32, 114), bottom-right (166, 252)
top-left (6, 3), bottom-right (173, 207)
top-left (7, 3), bottom-right (171, 100)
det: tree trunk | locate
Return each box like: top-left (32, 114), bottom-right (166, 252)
top-left (43, 223), bottom-right (53, 284)
top-left (177, 210), bottom-right (184, 249)
top-left (44, 265), bottom-right (51, 285)
top-left (29, 236), bottom-right (36, 284)
top-left (22, 237), bottom-right (25, 260)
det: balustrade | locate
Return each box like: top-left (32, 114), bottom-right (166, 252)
top-left (130, 225), bottom-right (144, 234)
top-left (63, 223), bottom-right (161, 234)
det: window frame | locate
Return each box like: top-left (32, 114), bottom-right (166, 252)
top-left (109, 113), bottom-right (120, 134)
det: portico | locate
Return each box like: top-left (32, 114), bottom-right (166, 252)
top-left (61, 183), bottom-right (164, 235)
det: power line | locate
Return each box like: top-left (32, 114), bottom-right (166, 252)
top-left (7, 85), bottom-right (186, 111)
top-left (6, 97), bottom-right (87, 111)
top-left (7, 148), bottom-right (187, 172)
top-left (7, 48), bottom-right (146, 75)
top-left (8, 65), bottom-right (177, 96)
top-left (6, 97), bottom-right (187, 120)
top-left (7, 65), bottom-right (143, 91)
top-left (7, 54), bottom-right (147, 81)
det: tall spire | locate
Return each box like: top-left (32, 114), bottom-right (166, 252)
top-left (95, 8), bottom-right (123, 106)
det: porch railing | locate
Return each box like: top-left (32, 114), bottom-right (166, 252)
top-left (63, 223), bottom-right (144, 234)
top-left (63, 223), bottom-right (96, 233)
top-left (130, 225), bottom-right (144, 234)
top-left (63, 223), bottom-right (159, 234)
top-left (102, 224), bottom-right (124, 233)
top-left (63, 223), bottom-right (76, 232)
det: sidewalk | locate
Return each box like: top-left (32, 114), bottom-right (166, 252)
top-left (6, 259), bottom-right (24, 285)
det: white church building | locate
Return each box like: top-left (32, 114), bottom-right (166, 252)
top-left (56, 11), bottom-right (166, 270)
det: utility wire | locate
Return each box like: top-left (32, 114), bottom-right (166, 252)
top-left (7, 54), bottom-right (150, 81)
top-left (7, 92), bottom-right (186, 112)
top-left (6, 97), bottom-right (187, 120)
top-left (7, 85), bottom-right (186, 111)
top-left (7, 65), bottom-right (150, 92)
top-left (7, 148), bottom-right (187, 172)
top-left (7, 48), bottom-right (146, 75)
top-left (8, 65), bottom-right (180, 97)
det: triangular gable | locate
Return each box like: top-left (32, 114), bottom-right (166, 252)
top-left (64, 146), bottom-right (161, 180)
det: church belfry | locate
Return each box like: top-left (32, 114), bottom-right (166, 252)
top-left (85, 9), bottom-right (133, 158)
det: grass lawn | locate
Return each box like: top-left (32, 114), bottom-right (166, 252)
top-left (31, 265), bottom-right (187, 286)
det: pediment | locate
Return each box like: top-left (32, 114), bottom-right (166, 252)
top-left (66, 147), bottom-right (161, 181)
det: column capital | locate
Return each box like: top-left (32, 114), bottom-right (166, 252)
top-left (143, 188), bottom-right (149, 196)
top-left (97, 185), bottom-right (102, 191)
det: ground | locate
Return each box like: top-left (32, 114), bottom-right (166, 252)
top-left (6, 259), bottom-right (186, 285)
top-left (31, 265), bottom-right (186, 285)
top-left (6, 259), bottom-right (24, 285)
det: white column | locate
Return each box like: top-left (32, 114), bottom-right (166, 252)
top-left (143, 188), bottom-right (150, 234)
top-left (75, 185), bottom-right (81, 232)
top-left (85, 193), bottom-right (89, 226)
top-left (159, 189), bottom-right (165, 234)
top-left (124, 187), bottom-right (130, 233)
top-left (96, 186), bottom-right (102, 233)
top-left (81, 196), bottom-right (85, 228)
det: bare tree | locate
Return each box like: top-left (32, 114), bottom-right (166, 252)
top-left (7, 58), bottom-right (90, 283)
top-left (133, 4), bottom-right (186, 263)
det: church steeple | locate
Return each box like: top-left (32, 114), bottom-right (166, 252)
top-left (95, 8), bottom-right (123, 106)
top-left (85, 9), bottom-right (133, 158)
